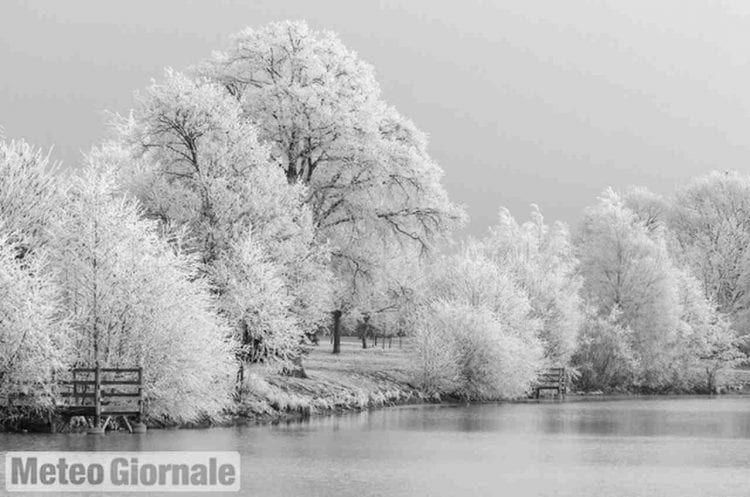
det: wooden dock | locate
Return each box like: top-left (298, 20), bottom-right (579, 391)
top-left (7, 365), bottom-right (145, 434)
top-left (534, 367), bottom-right (566, 399)
top-left (58, 365), bottom-right (144, 433)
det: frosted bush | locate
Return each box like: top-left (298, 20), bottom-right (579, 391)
top-left (411, 297), bottom-right (543, 399)
top-left (410, 310), bottom-right (459, 396)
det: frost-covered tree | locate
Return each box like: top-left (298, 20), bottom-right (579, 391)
top-left (670, 171), bottom-right (750, 316)
top-left (0, 138), bottom-right (63, 254)
top-left (0, 239), bottom-right (69, 415)
top-left (348, 242), bottom-right (427, 348)
top-left (576, 188), bottom-right (681, 387)
top-left (622, 186), bottom-right (670, 234)
top-left (430, 245), bottom-right (540, 338)
top-left (0, 138), bottom-right (70, 416)
top-left (672, 269), bottom-right (745, 392)
top-left (211, 233), bottom-right (302, 366)
top-left (201, 20), bottom-right (464, 352)
top-left (483, 206), bottom-right (582, 365)
top-left (574, 187), bottom-right (744, 391)
top-left (112, 70), bottom-right (332, 363)
top-left (51, 163), bottom-right (236, 421)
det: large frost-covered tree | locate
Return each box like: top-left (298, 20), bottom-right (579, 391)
top-left (576, 188), bottom-right (681, 387)
top-left (483, 206), bottom-right (582, 364)
top-left (200, 20), bottom-right (464, 352)
top-left (112, 70), bottom-right (332, 365)
top-left (51, 162), bottom-right (236, 421)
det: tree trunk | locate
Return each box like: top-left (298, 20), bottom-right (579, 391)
top-left (361, 333), bottom-right (367, 349)
top-left (332, 310), bottom-right (342, 354)
top-left (236, 361), bottom-right (244, 402)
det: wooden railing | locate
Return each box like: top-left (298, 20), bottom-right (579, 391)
top-left (4, 365), bottom-right (145, 433)
top-left (58, 365), bottom-right (144, 433)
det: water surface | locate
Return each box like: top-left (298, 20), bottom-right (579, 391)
top-left (3, 397), bottom-right (750, 496)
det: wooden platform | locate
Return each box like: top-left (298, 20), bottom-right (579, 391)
top-left (58, 366), bottom-right (144, 431)
top-left (8, 365), bottom-right (145, 433)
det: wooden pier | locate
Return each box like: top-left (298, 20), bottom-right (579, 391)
top-left (57, 365), bottom-right (145, 433)
top-left (6, 365), bottom-right (145, 433)
top-left (534, 367), bottom-right (566, 399)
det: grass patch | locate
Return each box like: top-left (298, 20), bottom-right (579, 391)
top-left (233, 337), bottom-right (427, 422)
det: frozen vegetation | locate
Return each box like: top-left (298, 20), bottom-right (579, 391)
top-left (1, 21), bottom-right (749, 429)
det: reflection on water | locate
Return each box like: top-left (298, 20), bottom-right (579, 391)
top-left (3, 397), bottom-right (750, 496)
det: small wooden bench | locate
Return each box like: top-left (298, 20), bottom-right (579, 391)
top-left (534, 367), bottom-right (566, 399)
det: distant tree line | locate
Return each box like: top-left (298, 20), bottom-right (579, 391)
top-left (411, 183), bottom-right (747, 398)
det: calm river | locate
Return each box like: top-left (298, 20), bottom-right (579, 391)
top-left (2, 397), bottom-right (750, 496)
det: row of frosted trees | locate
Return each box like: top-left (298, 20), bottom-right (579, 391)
top-left (411, 182), bottom-right (748, 398)
top-left (1, 21), bottom-right (747, 425)
top-left (0, 20), bottom-right (464, 423)
top-left (0, 140), bottom-right (235, 421)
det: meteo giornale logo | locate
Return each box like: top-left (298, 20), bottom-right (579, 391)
top-left (4, 451), bottom-right (240, 492)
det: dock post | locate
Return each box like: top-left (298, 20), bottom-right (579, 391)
top-left (132, 366), bottom-right (147, 434)
top-left (88, 362), bottom-right (104, 435)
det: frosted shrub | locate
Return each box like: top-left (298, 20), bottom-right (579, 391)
top-left (411, 247), bottom-right (544, 400)
top-left (433, 302), bottom-right (541, 400)
top-left (410, 310), bottom-right (459, 396)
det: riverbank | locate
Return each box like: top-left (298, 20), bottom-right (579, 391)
top-left (5, 337), bottom-right (750, 432)
top-left (228, 339), bottom-right (750, 425)
top-left (230, 337), bottom-right (431, 424)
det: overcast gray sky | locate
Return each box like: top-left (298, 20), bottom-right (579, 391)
top-left (3, 0), bottom-right (750, 235)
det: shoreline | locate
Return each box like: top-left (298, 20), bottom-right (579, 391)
top-left (3, 339), bottom-right (749, 433)
top-left (153, 391), bottom-right (750, 431)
